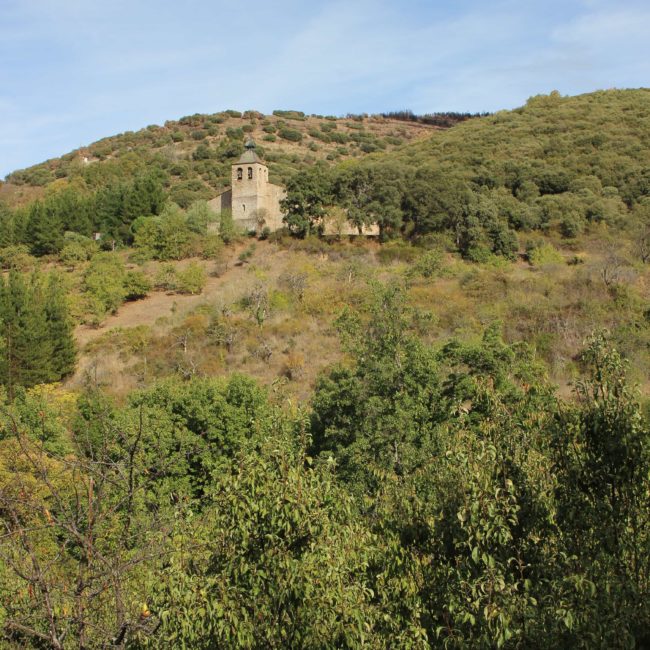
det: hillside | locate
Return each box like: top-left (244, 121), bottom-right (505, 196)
top-left (0, 89), bottom-right (648, 398)
top-left (0, 91), bottom-right (649, 648)
top-left (391, 88), bottom-right (650, 201)
top-left (0, 109), bottom-right (444, 209)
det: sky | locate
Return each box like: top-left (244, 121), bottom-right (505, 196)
top-left (1, 0), bottom-right (649, 177)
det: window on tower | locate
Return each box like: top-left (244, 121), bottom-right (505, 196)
top-left (248, 167), bottom-right (253, 179)
top-left (237, 168), bottom-right (243, 180)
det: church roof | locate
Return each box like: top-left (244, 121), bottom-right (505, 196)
top-left (235, 139), bottom-right (263, 165)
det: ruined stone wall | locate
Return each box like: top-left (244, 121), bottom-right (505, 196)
top-left (261, 184), bottom-right (287, 231)
top-left (207, 189), bottom-right (231, 215)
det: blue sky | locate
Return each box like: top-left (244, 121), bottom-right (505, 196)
top-left (1, 0), bottom-right (649, 177)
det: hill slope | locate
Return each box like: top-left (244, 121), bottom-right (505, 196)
top-left (0, 109), bottom-right (443, 209)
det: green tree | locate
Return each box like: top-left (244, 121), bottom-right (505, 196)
top-left (26, 201), bottom-right (63, 256)
top-left (83, 252), bottom-right (127, 319)
top-left (311, 283), bottom-right (443, 492)
top-left (551, 333), bottom-right (650, 646)
top-left (45, 274), bottom-right (76, 380)
top-left (281, 165), bottom-right (332, 237)
top-left (333, 163), bottom-right (405, 237)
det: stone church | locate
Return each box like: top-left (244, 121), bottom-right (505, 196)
top-left (208, 138), bottom-right (379, 236)
top-left (208, 140), bottom-right (286, 233)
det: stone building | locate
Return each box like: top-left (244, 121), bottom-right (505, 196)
top-left (208, 140), bottom-right (286, 233)
top-left (208, 138), bottom-right (379, 236)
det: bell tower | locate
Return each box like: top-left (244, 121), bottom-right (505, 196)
top-left (231, 139), bottom-right (269, 230)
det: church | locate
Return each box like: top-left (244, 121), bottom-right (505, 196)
top-left (208, 140), bottom-right (286, 233)
top-left (208, 139), bottom-right (379, 236)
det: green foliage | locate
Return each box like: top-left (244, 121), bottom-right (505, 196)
top-left (0, 245), bottom-right (36, 270)
top-left (527, 241), bottom-right (563, 266)
top-left (281, 164), bottom-right (331, 237)
top-left (124, 270), bottom-right (152, 300)
top-left (273, 109), bottom-right (307, 120)
top-left (550, 333), bottom-right (650, 645)
top-left (83, 252), bottom-right (127, 319)
top-left (0, 271), bottom-right (75, 392)
top-left (0, 308), bottom-right (648, 647)
top-left (133, 203), bottom-right (195, 260)
top-left (311, 283), bottom-right (443, 492)
top-left (278, 127), bottom-right (303, 142)
top-left (175, 262), bottom-right (206, 295)
top-left (218, 209), bottom-right (237, 244)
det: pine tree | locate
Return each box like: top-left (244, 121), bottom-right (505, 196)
top-left (16, 273), bottom-right (54, 387)
top-left (46, 274), bottom-right (76, 380)
top-left (0, 201), bottom-right (15, 246)
top-left (27, 201), bottom-right (64, 255)
top-left (0, 271), bottom-right (31, 396)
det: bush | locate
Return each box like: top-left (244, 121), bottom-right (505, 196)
top-left (0, 245), bottom-right (36, 270)
top-left (272, 109), bottom-right (306, 121)
top-left (154, 264), bottom-right (178, 291)
top-left (527, 242), bottom-right (564, 266)
top-left (377, 241), bottom-right (419, 264)
top-left (59, 242), bottom-right (91, 266)
top-left (410, 249), bottom-right (444, 278)
top-left (176, 262), bottom-right (206, 295)
top-left (83, 253), bottom-right (127, 318)
top-left (201, 233), bottom-right (225, 260)
top-left (278, 127), bottom-right (303, 142)
top-left (124, 270), bottom-right (151, 300)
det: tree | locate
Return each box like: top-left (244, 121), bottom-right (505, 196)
top-left (311, 283), bottom-right (443, 492)
top-left (333, 163), bottom-right (404, 237)
top-left (551, 333), bottom-right (650, 645)
top-left (141, 419), bottom-right (378, 649)
top-left (45, 274), bottom-right (76, 380)
top-left (26, 201), bottom-right (63, 256)
top-left (0, 272), bottom-right (54, 394)
top-left (83, 253), bottom-right (127, 320)
top-left (281, 165), bottom-right (332, 237)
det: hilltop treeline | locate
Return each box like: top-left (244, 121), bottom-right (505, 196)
top-left (1, 108), bottom-right (432, 208)
top-left (0, 285), bottom-right (648, 648)
top-left (380, 109), bottom-right (490, 127)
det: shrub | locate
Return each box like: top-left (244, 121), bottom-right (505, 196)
top-left (154, 264), bottom-right (178, 291)
top-left (0, 245), bottom-right (36, 270)
top-left (176, 263), bottom-right (206, 295)
top-left (201, 233), bottom-right (225, 260)
top-left (83, 253), bottom-right (127, 317)
top-left (377, 241), bottom-right (419, 264)
top-left (59, 242), bottom-right (90, 266)
top-left (278, 127), bottom-right (303, 142)
top-left (527, 242), bottom-right (564, 266)
top-left (124, 270), bottom-right (151, 300)
top-left (410, 249), bottom-right (444, 278)
top-left (272, 109), bottom-right (306, 121)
